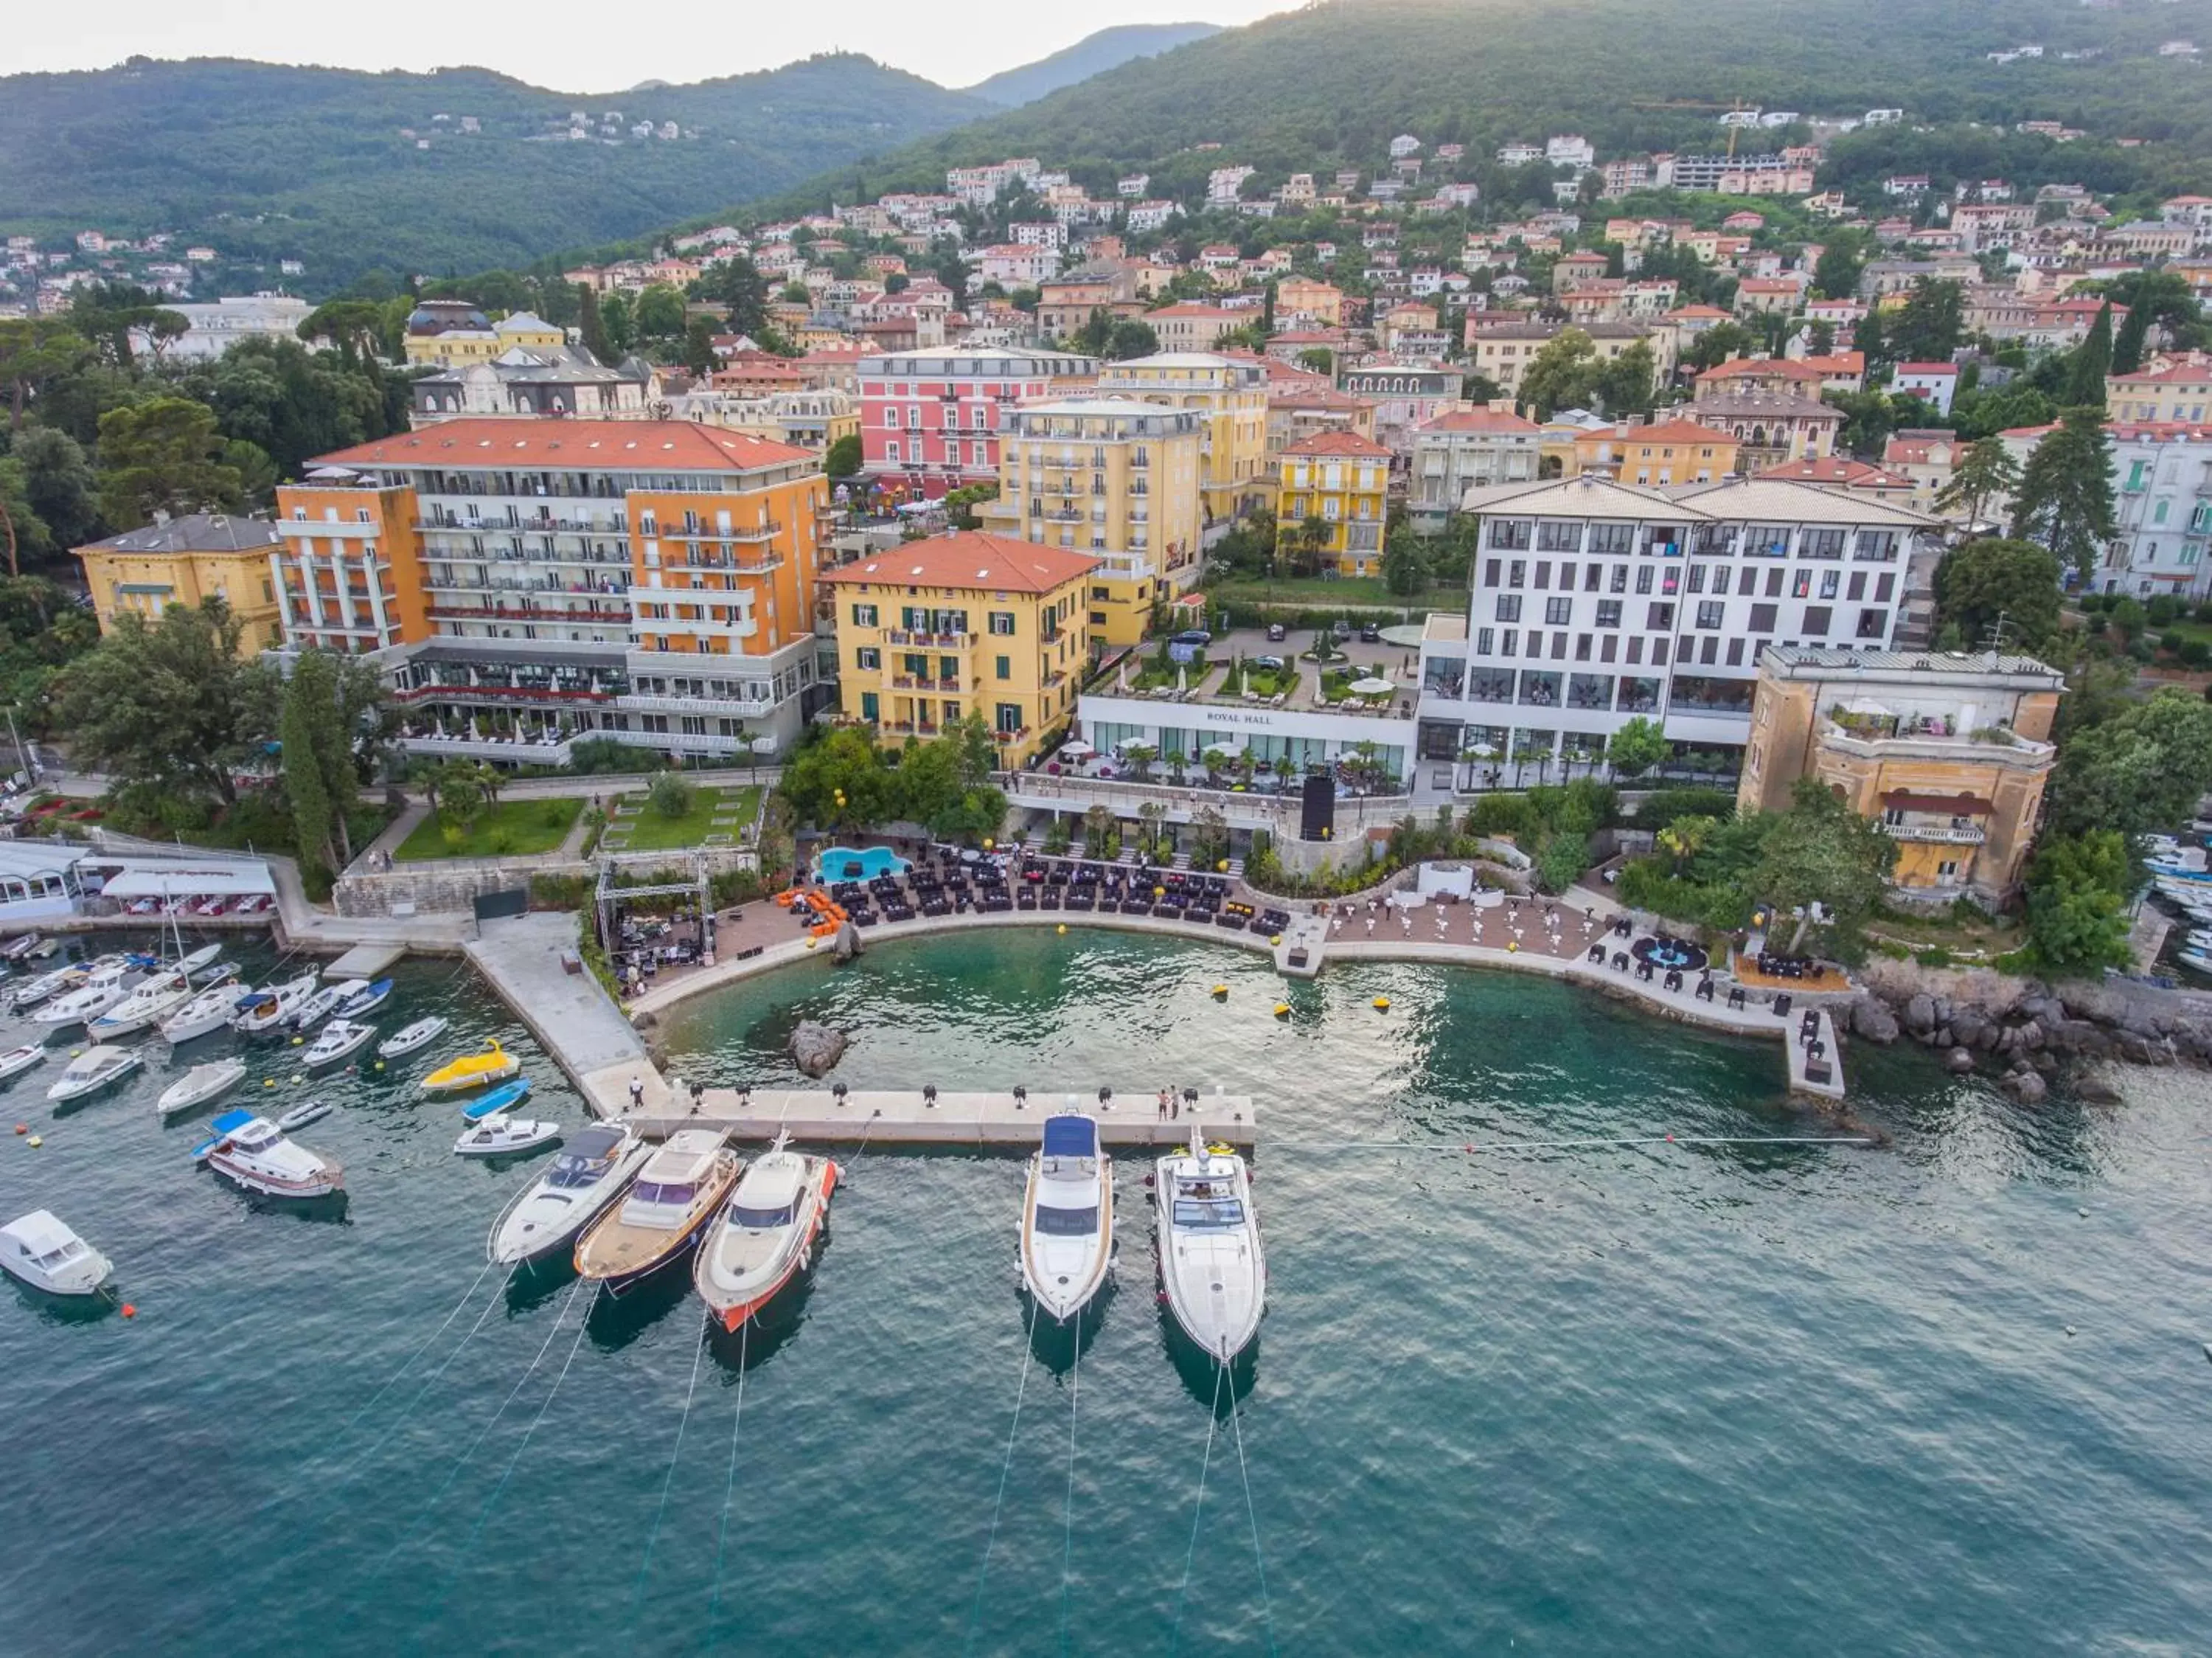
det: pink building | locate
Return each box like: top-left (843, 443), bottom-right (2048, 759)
top-left (858, 346), bottom-right (1097, 499)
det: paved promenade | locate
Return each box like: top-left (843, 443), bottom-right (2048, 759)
top-left (631, 1086), bottom-right (1257, 1146)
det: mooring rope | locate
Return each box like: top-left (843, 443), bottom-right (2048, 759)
top-left (706, 1317), bottom-right (752, 1651)
top-left (326, 1264), bottom-right (512, 1499)
top-left (457, 1283), bottom-right (594, 1552)
top-left (631, 1311), bottom-right (714, 1617)
top-left (963, 1295), bottom-right (1042, 1656)
top-left (380, 1279), bottom-right (585, 1570)
top-left (1227, 1390), bottom-right (1277, 1658)
top-left (1059, 1331), bottom-right (1081, 1657)
top-left (338, 1258), bottom-right (500, 1443)
top-left (1262, 1134), bottom-right (1873, 1154)
top-left (1168, 1361), bottom-right (1228, 1656)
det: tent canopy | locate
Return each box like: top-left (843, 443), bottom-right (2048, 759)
top-left (100, 861), bottom-right (276, 899)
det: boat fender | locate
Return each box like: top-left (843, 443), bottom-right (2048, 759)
top-left (1056, 924), bottom-right (1066, 935)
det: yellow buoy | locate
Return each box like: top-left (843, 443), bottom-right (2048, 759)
top-left (807, 937), bottom-right (819, 949)
top-left (1211, 984), bottom-right (1228, 999)
top-left (1274, 1002), bottom-right (1291, 1019)
top-left (263, 1078), bottom-right (276, 1087)
top-left (1056, 923), bottom-right (1067, 935)
top-left (26, 1134), bottom-right (41, 1148)
top-left (1373, 996), bottom-right (1392, 1012)
top-left (69, 1047), bottom-right (83, 1058)
top-left (292, 1074), bottom-right (305, 1083)
top-left (1269, 934), bottom-right (1282, 946)
top-left (291, 1036), bottom-right (303, 1046)
top-left (374, 1061), bottom-right (384, 1071)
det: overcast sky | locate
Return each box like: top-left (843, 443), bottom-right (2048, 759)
top-left (1, 2), bottom-right (1286, 93)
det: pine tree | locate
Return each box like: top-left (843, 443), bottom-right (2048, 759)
top-left (1853, 305), bottom-right (1887, 373)
top-left (1933, 436), bottom-right (2023, 529)
top-left (2062, 302), bottom-right (2112, 408)
top-left (2010, 407), bottom-right (2118, 586)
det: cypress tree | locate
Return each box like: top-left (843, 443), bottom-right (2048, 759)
top-left (2112, 300), bottom-right (2149, 376)
top-left (2062, 302), bottom-right (2112, 409)
top-left (577, 283), bottom-right (609, 364)
top-left (281, 666), bottom-right (336, 884)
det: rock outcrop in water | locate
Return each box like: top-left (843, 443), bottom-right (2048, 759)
top-left (832, 920), bottom-right (863, 964)
top-left (788, 1021), bottom-right (849, 1078)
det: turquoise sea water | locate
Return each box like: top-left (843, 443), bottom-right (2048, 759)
top-left (1, 929), bottom-right (2208, 1655)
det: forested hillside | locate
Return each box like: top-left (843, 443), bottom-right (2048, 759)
top-left (765, 0), bottom-right (2212, 214)
top-left (0, 55), bottom-right (992, 288)
top-left (963, 23), bottom-right (1222, 106)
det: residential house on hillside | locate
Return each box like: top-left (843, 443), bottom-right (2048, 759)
top-left (1570, 417), bottom-right (1742, 486)
top-left (2100, 422), bottom-right (2212, 596)
top-left (2107, 354), bottom-right (2212, 423)
top-left (858, 345), bottom-right (1097, 499)
top-left (1409, 408), bottom-right (1544, 530)
top-left (74, 513), bottom-right (288, 655)
top-left (1758, 456), bottom-right (1921, 508)
top-left (1277, 431), bottom-right (1393, 577)
top-left (1265, 383), bottom-right (1380, 463)
top-left (1146, 302), bottom-right (1242, 353)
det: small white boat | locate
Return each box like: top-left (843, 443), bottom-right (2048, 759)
top-left (158, 1058), bottom-right (248, 1120)
top-left (1154, 1128), bottom-right (1265, 1364)
top-left (303, 1018), bottom-right (375, 1069)
top-left (0, 1210), bottom-right (113, 1297)
top-left (453, 1113), bottom-right (563, 1158)
top-left (32, 962), bottom-right (145, 1030)
top-left (487, 1121), bottom-right (653, 1266)
top-left (0, 934), bottom-right (41, 962)
top-left (202, 1110), bottom-right (344, 1198)
top-left (7, 964), bottom-right (83, 1009)
top-left (1020, 1114), bottom-right (1112, 1323)
top-left (330, 977), bottom-right (393, 1020)
top-left (0, 1044), bottom-right (49, 1086)
top-left (693, 1131), bottom-right (838, 1332)
top-left (174, 943), bottom-right (225, 979)
top-left (286, 979), bottom-right (366, 1032)
top-left (276, 1099), bottom-right (333, 1132)
top-left (232, 972), bottom-right (320, 1036)
top-left (162, 979), bottom-right (251, 1044)
top-left (378, 1016), bottom-right (448, 1059)
top-left (46, 1044), bottom-right (144, 1104)
top-left (88, 970), bottom-right (194, 1040)
top-left (2178, 947), bottom-right (2212, 975)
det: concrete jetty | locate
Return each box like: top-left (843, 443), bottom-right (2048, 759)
top-left (464, 912), bottom-right (677, 1119)
top-left (325, 941), bottom-right (407, 979)
top-left (634, 1086), bottom-right (1256, 1147)
top-left (1787, 1009), bottom-right (1847, 1102)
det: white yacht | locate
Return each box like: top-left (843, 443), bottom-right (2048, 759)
top-left (46, 1045), bottom-right (144, 1104)
top-left (157, 1058), bottom-right (248, 1120)
top-left (231, 973), bottom-right (320, 1036)
top-left (286, 979), bottom-right (367, 1032)
top-left (32, 961), bottom-right (147, 1030)
top-left (573, 1129), bottom-right (740, 1288)
top-left (1020, 1114), bottom-right (1112, 1323)
top-left (0, 1210), bottom-right (113, 1297)
top-left (87, 969), bottom-right (194, 1041)
top-left (693, 1132), bottom-right (839, 1333)
top-left (303, 1018), bottom-right (375, 1069)
top-left (161, 979), bottom-right (251, 1044)
top-left (453, 1114), bottom-right (563, 1158)
top-left (330, 978), bottom-right (393, 1020)
top-left (1153, 1129), bottom-right (1265, 1364)
top-left (201, 1110), bottom-right (344, 1198)
top-left (486, 1120), bottom-right (653, 1266)
top-left (378, 1016), bottom-right (448, 1059)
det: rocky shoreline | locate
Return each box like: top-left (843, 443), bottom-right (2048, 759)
top-left (1842, 959), bottom-right (2211, 1103)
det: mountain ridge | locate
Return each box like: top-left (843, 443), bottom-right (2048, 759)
top-left (961, 23), bottom-right (1225, 106)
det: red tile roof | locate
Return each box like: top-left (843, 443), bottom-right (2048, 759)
top-left (822, 532), bottom-right (1099, 594)
top-left (307, 419), bottom-right (814, 473)
top-left (1417, 408), bottom-right (1541, 434)
top-left (1591, 417), bottom-right (1736, 446)
top-left (1760, 456), bottom-right (1916, 488)
top-left (1283, 429), bottom-right (1394, 458)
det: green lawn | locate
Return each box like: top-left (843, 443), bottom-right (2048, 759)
top-left (608, 784), bottom-right (763, 852)
top-left (395, 796), bottom-right (583, 861)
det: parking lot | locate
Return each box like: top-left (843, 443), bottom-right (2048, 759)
top-left (1164, 622), bottom-right (1422, 685)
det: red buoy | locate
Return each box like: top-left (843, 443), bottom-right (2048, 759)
top-left (12, 1123), bottom-right (24, 1136)
top-left (1665, 1134), bottom-right (1675, 1142)
top-left (120, 1304), bottom-right (137, 1319)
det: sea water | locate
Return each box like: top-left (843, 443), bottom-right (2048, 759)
top-left (0, 930), bottom-right (2208, 1654)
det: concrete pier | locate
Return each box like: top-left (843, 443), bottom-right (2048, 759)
top-left (1787, 1010), bottom-right (1847, 1102)
top-left (633, 1086), bottom-right (1257, 1147)
top-left (325, 941), bottom-right (407, 979)
top-left (463, 912), bottom-right (676, 1120)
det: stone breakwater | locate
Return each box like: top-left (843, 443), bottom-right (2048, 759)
top-left (1840, 960), bottom-right (2212, 1104)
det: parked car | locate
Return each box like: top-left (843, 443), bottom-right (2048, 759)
top-left (1265, 622), bottom-right (1287, 642)
top-left (1358, 622), bottom-right (1382, 643)
top-left (1331, 620), bottom-right (1352, 642)
top-left (1253, 655), bottom-right (1286, 671)
top-left (1171, 628), bottom-right (1212, 647)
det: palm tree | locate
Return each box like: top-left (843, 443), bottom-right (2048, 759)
top-left (1271, 755), bottom-right (1295, 794)
top-left (1657, 814), bottom-right (1716, 875)
top-left (473, 760), bottom-right (504, 816)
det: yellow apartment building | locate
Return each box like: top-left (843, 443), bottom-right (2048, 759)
top-left (277, 418), bottom-right (827, 760)
top-left (1274, 277), bottom-right (1346, 327)
top-left (2105, 354), bottom-right (2212, 423)
top-left (1276, 430), bottom-right (1393, 576)
top-left (1095, 353), bottom-right (1271, 531)
top-left (1738, 645), bottom-right (2065, 900)
top-left (402, 302), bottom-right (566, 368)
top-left (826, 532), bottom-right (1098, 766)
top-left (1570, 416), bottom-right (1742, 485)
top-left (984, 398), bottom-right (1204, 646)
top-left (72, 513), bottom-right (290, 655)
top-left (1265, 384), bottom-right (1380, 462)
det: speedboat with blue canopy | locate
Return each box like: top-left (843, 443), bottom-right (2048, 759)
top-left (1021, 1113), bottom-right (1112, 1322)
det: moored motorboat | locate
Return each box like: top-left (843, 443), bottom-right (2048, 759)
top-left (88, 969), bottom-right (194, 1041)
top-left (0, 1210), bottom-right (113, 1297)
top-left (421, 1038), bottom-right (520, 1094)
top-left (32, 962), bottom-right (146, 1031)
top-left (162, 979), bottom-right (251, 1044)
top-left (285, 979), bottom-right (365, 1033)
top-left (378, 1016), bottom-right (448, 1059)
top-left (157, 1058), bottom-right (248, 1119)
top-left (330, 977), bottom-right (394, 1020)
top-left (0, 1044), bottom-right (49, 1086)
top-left (174, 943), bottom-right (225, 980)
top-left (276, 1098), bottom-right (333, 1132)
top-left (573, 1128), bottom-right (740, 1289)
top-left (202, 1111), bottom-right (344, 1197)
top-left (487, 1121), bottom-right (653, 1266)
top-left (1020, 1114), bottom-right (1112, 1323)
top-left (1154, 1128), bottom-right (1265, 1364)
top-left (693, 1131), bottom-right (838, 1332)
top-left (46, 1044), bottom-right (143, 1104)
top-left (0, 934), bottom-right (41, 962)
top-left (231, 973), bottom-right (320, 1036)
top-left (7, 962), bottom-right (84, 1009)
top-left (303, 1018), bottom-right (375, 1069)
top-left (461, 1078), bottom-right (532, 1122)
top-left (453, 1113), bottom-right (563, 1158)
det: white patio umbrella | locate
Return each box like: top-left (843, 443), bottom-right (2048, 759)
top-left (1350, 676), bottom-right (1394, 696)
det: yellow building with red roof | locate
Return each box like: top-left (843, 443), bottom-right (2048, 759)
top-left (1570, 417), bottom-right (1741, 485)
top-left (1275, 429), bottom-right (1394, 575)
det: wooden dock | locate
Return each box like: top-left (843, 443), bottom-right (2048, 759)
top-left (630, 1086), bottom-right (1258, 1148)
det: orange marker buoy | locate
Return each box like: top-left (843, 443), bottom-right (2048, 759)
top-left (120, 1303), bottom-right (136, 1318)
top-left (12, 1123), bottom-right (24, 1136)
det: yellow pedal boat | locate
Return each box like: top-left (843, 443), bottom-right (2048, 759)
top-left (420, 1038), bottom-right (521, 1094)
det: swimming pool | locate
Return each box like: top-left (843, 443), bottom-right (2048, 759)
top-left (815, 844), bottom-right (911, 881)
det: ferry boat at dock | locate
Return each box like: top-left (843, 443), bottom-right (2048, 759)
top-left (1020, 1114), bottom-right (1112, 1323)
top-left (1154, 1128), bottom-right (1265, 1364)
top-left (573, 1128), bottom-right (740, 1291)
top-left (692, 1131), bottom-right (838, 1331)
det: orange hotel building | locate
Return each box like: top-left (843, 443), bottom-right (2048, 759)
top-left (274, 419), bottom-right (827, 763)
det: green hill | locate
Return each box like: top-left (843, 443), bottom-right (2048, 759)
top-left (963, 23), bottom-right (1224, 106)
top-left (764, 0), bottom-right (2212, 213)
top-left (0, 54), bottom-right (993, 288)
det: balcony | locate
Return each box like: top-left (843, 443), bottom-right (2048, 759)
top-left (399, 680), bottom-right (616, 704)
top-left (1888, 820), bottom-right (1988, 844)
top-left (888, 630), bottom-right (973, 649)
top-left (429, 603), bottom-right (633, 625)
top-left (619, 691), bottom-right (777, 718)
